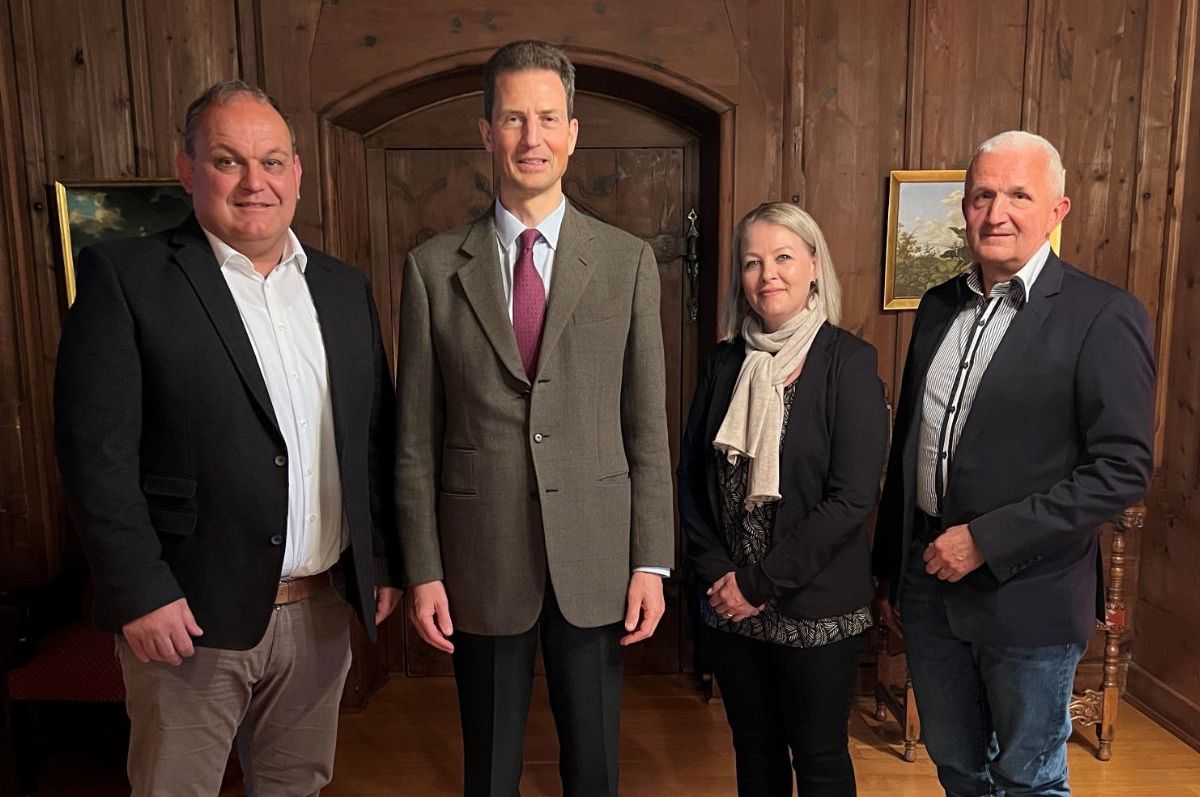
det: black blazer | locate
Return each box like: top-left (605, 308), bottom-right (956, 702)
top-left (54, 216), bottom-right (399, 650)
top-left (679, 323), bottom-right (889, 620)
top-left (872, 254), bottom-right (1155, 646)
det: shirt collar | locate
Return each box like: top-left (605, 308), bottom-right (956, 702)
top-left (965, 240), bottom-right (1052, 304)
top-left (201, 227), bottom-right (308, 276)
top-left (494, 196), bottom-right (567, 251)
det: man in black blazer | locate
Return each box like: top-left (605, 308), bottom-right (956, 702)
top-left (872, 131), bottom-right (1154, 796)
top-left (54, 81), bottom-right (400, 796)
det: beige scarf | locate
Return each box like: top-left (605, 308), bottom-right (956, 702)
top-left (713, 303), bottom-right (828, 509)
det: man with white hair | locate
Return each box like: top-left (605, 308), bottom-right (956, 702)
top-left (872, 131), bottom-right (1155, 795)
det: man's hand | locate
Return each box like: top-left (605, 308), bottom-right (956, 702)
top-left (121, 597), bottom-right (203, 666)
top-left (407, 580), bottom-right (454, 653)
top-left (707, 571), bottom-right (761, 622)
top-left (923, 523), bottom-right (985, 581)
top-left (374, 586), bottom-right (403, 626)
top-left (620, 571), bottom-right (665, 646)
top-left (872, 579), bottom-right (903, 638)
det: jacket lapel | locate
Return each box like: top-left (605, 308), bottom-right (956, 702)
top-left (455, 213), bottom-right (528, 384)
top-left (898, 280), bottom-right (963, 489)
top-left (536, 203), bottom-right (598, 373)
top-left (169, 218), bottom-right (281, 438)
top-left (303, 253), bottom-right (357, 459)
top-left (779, 324), bottom-right (832, 468)
top-left (952, 254), bottom-right (1061, 459)
top-left (705, 343), bottom-right (745, 523)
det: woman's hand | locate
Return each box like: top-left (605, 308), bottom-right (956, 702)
top-left (707, 572), bottom-right (762, 621)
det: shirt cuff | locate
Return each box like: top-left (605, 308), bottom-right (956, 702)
top-left (634, 566), bottom-right (671, 577)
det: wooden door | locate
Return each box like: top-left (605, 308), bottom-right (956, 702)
top-left (367, 93), bottom-right (701, 676)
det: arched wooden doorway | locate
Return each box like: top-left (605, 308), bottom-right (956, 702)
top-left (322, 65), bottom-right (723, 682)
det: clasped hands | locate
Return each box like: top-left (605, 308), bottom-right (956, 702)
top-left (707, 571), bottom-right (763, 622)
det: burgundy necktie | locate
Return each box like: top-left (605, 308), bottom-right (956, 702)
top-left (513, 228), bottom-right (546, 378)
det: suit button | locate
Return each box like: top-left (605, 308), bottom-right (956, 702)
top-left (274, 454), bottom-right (287, 467)
top-left (533, 433), bottom-right (544, 443)
top-left (269, 534), bottom-right (283, 546)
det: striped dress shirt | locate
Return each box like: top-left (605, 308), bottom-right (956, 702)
top-left (916, 242), bottom-right (1052, 517)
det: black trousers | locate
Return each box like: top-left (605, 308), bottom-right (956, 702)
top-left (451, 585), bottom-right (624, 797)
top-left (707, 626), bottom-right (867, 797)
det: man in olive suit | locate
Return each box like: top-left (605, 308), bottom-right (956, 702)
top-left (395, 40), bottom-right (674, 797)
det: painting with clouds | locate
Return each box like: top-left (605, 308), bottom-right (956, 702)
top-left (53, 180), bottom-right (192, 305)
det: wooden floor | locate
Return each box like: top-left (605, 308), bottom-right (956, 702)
top-left (28, 674), bottom-right (1200, 796)
top-left (325, 675), bottom-right (1200, 797)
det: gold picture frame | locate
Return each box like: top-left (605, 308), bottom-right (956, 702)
top-left (53, 179), bottom-right (192, 305)
top-left (882, 169), bottom-right (1062, 310)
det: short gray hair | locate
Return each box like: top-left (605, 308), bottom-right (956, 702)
top-left (721, 202), bottom-right (843, 340)
top-left (182, 80), bottom-right (296, 157)
top-left (482, 40), bottom-right (576, 121)
top-left (970, 130), bottom-right (1066, 198)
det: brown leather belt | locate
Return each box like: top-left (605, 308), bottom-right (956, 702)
top-left (274, 571), bottom-right (332, 605)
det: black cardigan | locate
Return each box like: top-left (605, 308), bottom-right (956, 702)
top-left (678, 322), bottom-right (889, 619)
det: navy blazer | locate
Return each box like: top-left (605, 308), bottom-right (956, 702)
top-left (679, 323), bottom-right (889, 620)
top-left (872, 253), bottom-right (1155, 646)
top-left (54, 216), bottom-right (399, 650)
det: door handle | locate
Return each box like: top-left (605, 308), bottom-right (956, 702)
top-left (685, 208), bottom-right (700, 325)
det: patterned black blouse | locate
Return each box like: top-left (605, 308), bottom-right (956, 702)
top-left (701, 380), bottom-right (873, 647)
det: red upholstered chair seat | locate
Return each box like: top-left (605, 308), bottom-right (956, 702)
top-left (7, 622), bottom-right (124, 703)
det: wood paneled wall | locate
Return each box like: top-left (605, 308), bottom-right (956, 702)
top-left (1128, 0), bottom-right (1200, 749)
top-left (2, 0), bottom-right (1198, 742)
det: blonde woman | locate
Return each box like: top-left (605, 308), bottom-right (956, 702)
top-left (679, 202), bottom-right (888, 796)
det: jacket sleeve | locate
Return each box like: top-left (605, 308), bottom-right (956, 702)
top-left (394, 253), bottom-right (447, 586)
top-left (622, 242), bottom-right (676, 570)
top-left (54, 246), bottom-right (184, 625)
top-left (678, 346), bottom-right (738, 588)
top-left (738, 343), bottom-right (890, 606)
top-left (871, 301), bottom-right (929, 586)
top-left (969, 291), bottom-right (1155, 582)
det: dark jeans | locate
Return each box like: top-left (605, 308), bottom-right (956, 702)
top-left (901, 540), bottom-right (1087, 796)
top-left (706, 624), bottom-right (867, 797)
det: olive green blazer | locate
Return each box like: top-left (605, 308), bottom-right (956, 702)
top-left (395, 203), bottom-right (674, 634)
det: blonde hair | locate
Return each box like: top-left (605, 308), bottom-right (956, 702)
top-left (720, 202), bottom-right (843, 340)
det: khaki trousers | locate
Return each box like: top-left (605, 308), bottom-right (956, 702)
top-left (116, 586), bottom-right (353, 797)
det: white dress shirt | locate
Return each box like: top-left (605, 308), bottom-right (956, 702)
top-left (492, 199), bottom-right (671, 578)
top-left (203, 227), bottom-right (346, 578)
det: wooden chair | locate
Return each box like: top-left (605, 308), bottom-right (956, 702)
top-left (872, 504), bottom-right (1143, 762)
top-left (873, 621), bottom-right (920, 761)
top-left (2, 583), bottom-right (125, 793)
top-left (1068, 503), bottom-right (1143, 761)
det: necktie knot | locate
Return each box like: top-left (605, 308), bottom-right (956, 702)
top-left (518, 228), bottom-right (540, 253)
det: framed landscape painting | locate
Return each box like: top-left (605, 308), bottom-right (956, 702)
top-left (882, 169), bottom-right (1061, 310)
top-left (54, 179), bottom-right (192, 305)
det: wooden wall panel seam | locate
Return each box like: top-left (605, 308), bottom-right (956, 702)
top-left (1021, 0), bottom-right (1047, 131)
top-left (903, 0), bottom-right (926, 169)
top-left (123, 0), bottom-right (153, 177)
top-left (234, 0), bottom-right (262, 88)
top-left (1149, 0), bottom-right (1197, 477)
